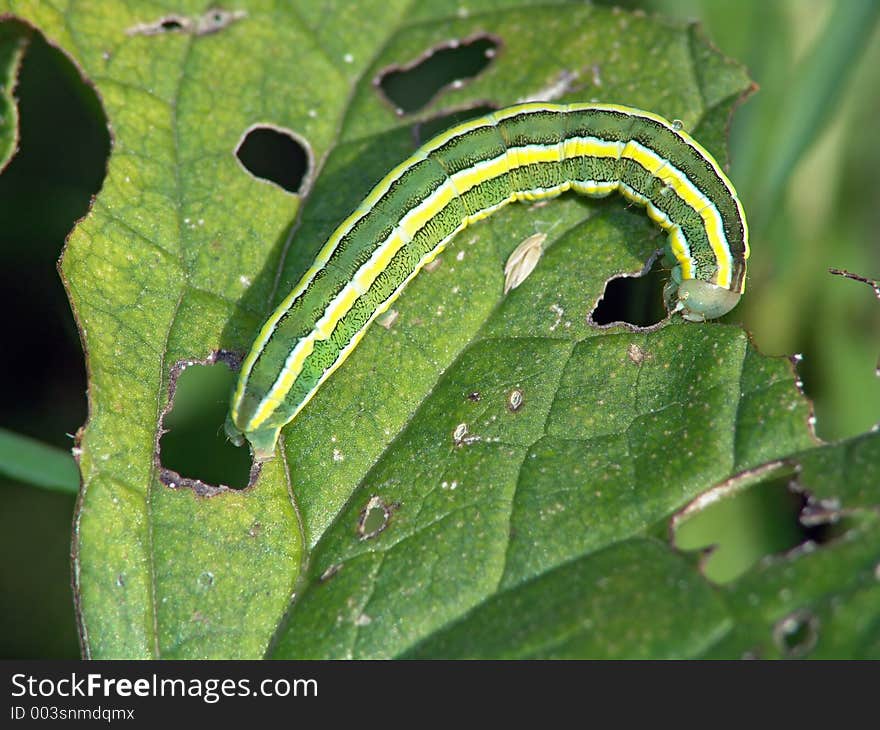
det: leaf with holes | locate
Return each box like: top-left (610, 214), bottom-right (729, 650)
top-left (399, 432), bottom-right (880, 659)
top-left (6, 0), bottom-right (876, 659)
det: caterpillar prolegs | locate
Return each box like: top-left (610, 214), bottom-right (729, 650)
top-left (227, 102), bottom-right (749, 459)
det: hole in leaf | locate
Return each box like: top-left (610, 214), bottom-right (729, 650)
top-left (676, 460), bottom-right (860, 585)
top-left (773, 609), bottom-right (819, 657)
top-left (793, 488), bottom-right (851, 545)
top-left (126, 9), bottom-right (246, 36)
top-left (413, 104), bottom-right (497, 146)
top-left (235, 125), bottom-right (310, 194)
top-left (125, 15), bottom-right (192, 36)
top-left (376, 35), bottom-right (500, 115)
top-left (357, 496), bottom-right (396, 540)
top-left (158, 358), bottom-right (250, 491)
top-left (361, 505), bottom-right (386, 535)
top-left (590, 256), bottom-right (667, 327)
top-left (675, 475), bottom-right (809, 584)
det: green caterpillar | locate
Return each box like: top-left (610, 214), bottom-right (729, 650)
top-left (227, 102), bottom-right (749, 460)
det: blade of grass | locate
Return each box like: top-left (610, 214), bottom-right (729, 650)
top-left (752, 0), bottom-right (880, 229)
top-left (0, 427), bottom-right (79, 493)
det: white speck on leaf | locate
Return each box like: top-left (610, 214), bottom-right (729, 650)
top-left (549, 303), bottom-right (564, 331)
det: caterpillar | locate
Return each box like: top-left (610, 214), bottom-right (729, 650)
top-left (227, 102), bottom-right (749, 460)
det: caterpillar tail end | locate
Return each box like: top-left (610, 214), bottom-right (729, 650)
top-left (225, 414), bottom-right (280, 462)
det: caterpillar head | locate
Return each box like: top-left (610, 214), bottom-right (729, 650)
top-left (666, 277), bottom-right (742, 322)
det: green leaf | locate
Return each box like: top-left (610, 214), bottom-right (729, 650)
top-left (0, 19), bottom-right (28, 172)
top-left (0, 427), bottom-right (80, 494)
top-left (701, 433), bottom-right (880, 659)
top-left (271, 322), bottom-right (820, 658)
top-left (404, 538), bottom-right (734, 659)
top-left (402, 433), bottom-right (880, 659)
top-left (6, 0), bottom-right (874, 659)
